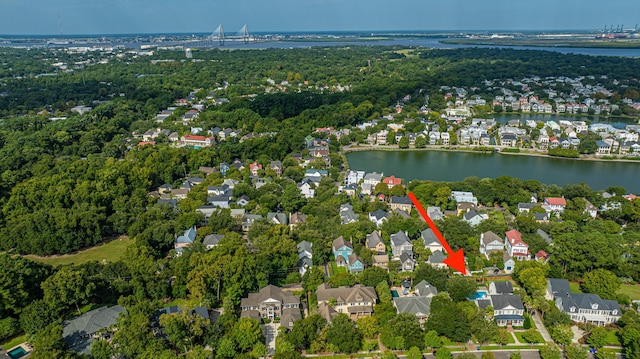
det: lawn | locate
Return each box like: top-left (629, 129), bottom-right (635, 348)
top-left (328, 262), bottom-right (347, 276)
top-left (618, 284), bottom-right (640, 300)
top-left (605, 330), bottom-right (621, 346)
top-left (1, 335), bottom-right (26, 351)
top-left (24, 236), bottom-right (132, 266)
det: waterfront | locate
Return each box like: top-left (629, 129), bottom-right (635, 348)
top-left (345, 149), bottom-right (640, 192)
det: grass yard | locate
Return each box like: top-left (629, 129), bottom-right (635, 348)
top-left (605, 330), bottom-right (621, 346)
top-left (1, 335), bottom-right (26, 351)
top-left (24, 236), bottom-right (132, 266)
top-left (328, 262), bottom-right (347, 276)
top-left (618, 284), bottom-right (640, 300)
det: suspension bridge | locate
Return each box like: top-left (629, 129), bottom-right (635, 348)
top-left (181, 24), bottom-right (254, 48)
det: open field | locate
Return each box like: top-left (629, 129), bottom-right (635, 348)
top-left (569, 281), bottom-right (640, 300)
top-left (24, 236), bottom-right (132, 266)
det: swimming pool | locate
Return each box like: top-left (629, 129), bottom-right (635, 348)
top-left (391, 290), bottom-right (399, 298)
top-left (7, 346), bottom-right (29, 359)
top-left (469, 291), bottom-right (487, 300)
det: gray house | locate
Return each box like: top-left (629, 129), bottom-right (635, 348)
top-left (240, 285), bottom-right (301, 329)
top-left (63, 305), bottom-right (126, 355)
top-left (545, 279), bottom-right (621, 326)
top-left (390, 231), bottom-right (413, 258)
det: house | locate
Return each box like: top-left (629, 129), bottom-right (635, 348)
top-left (209, 195), bottom-right (230, 209)
top-left (331, 237), bottom-right (364, 273)
top-left (389, 196), bottom-right (412, 212)
top-left (534, 212), bottom-right (550, 223)
top-left (584, 199), bottom-right (598, 219)
top-left (181, 135), bottom-right (214, 147)
top-left (488, 282), bottom-right (513, 295)
top-left (505, 229), bottom-right (529, 260)
top-left (230, 208), bottom-right (245, 220)
top-left (503, 253), bottom-right (516, 273)
top-left (339, 184), bottom-right (358, 196)
top-left (517, 202), bottom-right (537, 213)
top-left (422, 228), bottom-right (443, 254)
top-left (174, 227), bottom-right (197, 255)
top-left (297, 241), bottom-right (313, 276)
top-left (463, 209), bottom-right (489, 226)
top-left (340, 204), bottom-right (358, 225)
top-left (415, 280), bottom-right (439, 297)
top-left (428, 250), bottom-right (448, 269)
top-left (345, 170), bottom-right (365, 186)
top-left (546, 279), bottom-right (621, 326)
top-left (544, 197), bottom-right (567, 213)
top-left (196, 205), bottom-right (218, 219)
top-left (451, 191), bottom-right (478, 205)
top-left (363, 172), bottom-right (383, 187)
top-left (63, 305), bottom-right (126, 355)
top-left (219, 162), bottom-right (231, 176)
top-left (368, 209), bottom-right (389, 227)
top-left (240, 285), bottom-right (301, 329)
top-left (298, 180), bottom-right (316, 199)
top-left (289, 212), bottom-right (307, 229)
top-left (535, 250), bottom-right (549, 261)
top-left (207, 185), bottom-right (230, 197)
top-left (477, 295), bottom-right (525, 326)
top-left (242, 214), bottom-right (263, 231)
top-left (390, 231), bottom-right (413, 258)
top-left (366, 231), bottom-right (386, 254)
top-left (480, 231), bottom-right (504, 259)
top-left (199, 166), bottom-right (216, 176)
top-left (270, 161), bottom-right (283, 176)
top-left (596, 140), bottom-right (612, 154)
top-left (203, 234), bottom-right (224, 250)
top-left (316, 283), bottom-right (378, 320)
top-left (372, 255), bottom-right (390, 270)
top-left (383, 175), bottom-right (403, 189)
top-left (393, 295), bottom-right (432, 325)
top-left (427, 206), bottom-right (445, 221)
top-left (248, 162), bottom-right (263, 177)
top-left (398, 252), bottom-right (416, 272)
top-left (237, 195), bottom-right (250, 207)
top-left (267, 212), bottom-right (288, 225)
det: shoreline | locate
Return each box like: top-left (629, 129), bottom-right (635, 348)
top-left (341, 144), bottom-right (640, 163)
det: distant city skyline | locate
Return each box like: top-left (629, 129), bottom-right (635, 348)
top-left (1, 0), bottom-right (639, 35)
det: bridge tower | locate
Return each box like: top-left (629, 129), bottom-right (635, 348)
top-left (213, 24), bottom-right (225, 46)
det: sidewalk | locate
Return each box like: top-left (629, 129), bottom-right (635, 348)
top-left (531, 312), bottom-right (552, 342)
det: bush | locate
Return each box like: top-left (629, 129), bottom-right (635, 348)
top-left (0, 317), bottom-right (19, 341)
top-left (548, 148), bottom-right (580, 158)
top-left (523, 315), bottom-right (532, 329)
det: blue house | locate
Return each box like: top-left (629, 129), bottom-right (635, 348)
top-left (174, 226), bottom-right (197, 255)
top-left (219, 162), bottom-right (230, 176)
top-left (332, 236), bottom-right (364, 273)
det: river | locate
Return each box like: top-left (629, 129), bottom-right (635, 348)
top-left (345, 149), bottom-right (640, 192)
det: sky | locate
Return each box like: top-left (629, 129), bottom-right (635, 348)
top-left (1, 0), bottom-right (640, 35)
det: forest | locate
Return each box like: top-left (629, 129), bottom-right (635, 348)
top-left (1, 45), bottom-right (640, 358)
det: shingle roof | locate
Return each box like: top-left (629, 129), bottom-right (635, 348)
top-left (316, 284), bottom-right (377, 305)
top-left (393, 296), bottom-right (432, 317)
top-left (203, 234), bottom-right (224, 247)
top-left (63, 305), bottom-right (126, 355)
top-left (421, 228), bottom-right (440, 246)
top-left (390, 231), bottom-right (410, 247)
top-left (414, 280), bottom-right (438, 297)
top-left (365, 231), bottom-right (383, 249)
top-left (490, 294), bottom-right (524, 311)
top-left (481, 231), bottom-right (502, 245)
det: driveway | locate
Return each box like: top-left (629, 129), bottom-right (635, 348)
top-left (571, 326), bottom-right (585, 343)
top-left (263, 322), bottom-right (280, 355)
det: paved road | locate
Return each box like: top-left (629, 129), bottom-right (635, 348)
top-left (531, 312), bottom-right (552, 342)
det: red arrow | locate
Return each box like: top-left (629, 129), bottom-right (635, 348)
top-left (408, 192), bottom-right (467, 275)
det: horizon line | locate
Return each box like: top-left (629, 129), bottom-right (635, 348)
top-left (0, 28), bottom-right (606, 38)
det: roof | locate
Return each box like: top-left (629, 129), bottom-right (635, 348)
top-left (464, 209), bottom-right (487, 221)
top-left (364, 172), bottom-right (383, 182)
top-left (267, 212), bottom-right (288, 225)
top-left (63, 305), bottom-right (126, 355)
top-left (333, 236), bottom-right (353, 251)
top-left (428, 250), bottom-right (447, 264)
top-left (175, 227), bottom-right (197, 244)
top-left (427, 207), bottom-right (445, 221)
top-left (537, 229), bottom-right (553, 244)
top-left (481, 231), bottom-right (503, 245)
top-left (365, 231), bottom-right (383, 249)
top-left (317, 302), bottom-right (339, 322)
top-left (369, 209), bottom-right (389, 221)
top-left (491, 281), bottom-right (513, 294)
top-left (240, 285), bottom-right (301, 308)
top-left (422, 228), bottom-right (441, 246)
top-left (297, 240), bottom-right (313, 254)
top-left (490, 294), bottom-right (524, 311)
top-left (545, 197), bottom-right (567, 206)
top-left (505, 229), bottom-right (526, 246)
top-left (548, 278), bottom-right (571, 297)
top-left (414, 280), bottom-right (438, 297)
top-left (390, 231), bottom-right (410, 247)
top-left (317, 284), bottom-right (378, 305)
top-left (372, 255), bottom-right (389, 264)
top-left (390, 196), bottom-right (412, 205)
top-left (383, 176), bottom-right (403, 186)
top-left (203, 234), bottom-right (224, 247)
top-left (393, 296), bottom-right (432, 317)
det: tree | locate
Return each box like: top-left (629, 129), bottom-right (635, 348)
top-left (281, 184), bottom-right (306, 213)
top-left (426, 296), bottom-right (471, 343)
top-left (359, 267), bottom-right (389, 287)
top-left (587, 327), bottom-right (609, 349)
top-left (398, 136), bottom-right (409, 149)
top-left (565, 344), bottom-right (588, 359)
top-left (230, 318), bottom-right (264, 353)
top-left (482, 352), bottom-right (496, 359)
top-left (595, 349), bottom-right (617, 359)
top-left (381, 313), bottom-right (424, 350)
top-left (516, 267), bottom-right (548, 297)
top-left (407, 346), bottom-right (423, 359)
top-left (41, 267), bottom-right (96, 313)
top-left (581, 269), bottom-right (620, 300)
top-left (356, 316), bottom-right (380, 339)
top-left (415, 136), bottom-right (427, 148)
top-left (521, 328), bottom-right (544, 344)
top-left (92, 339), bottom-right (114, 359)
top-left (302, 266), bottom-right (326, 292)
top-left (424, 329), bottom-right (443, 350)
top-left (19, 299), bottom-right (59, 338)
top-left (446, 276), bottom-right (476, 302)
top-left (510, 352), bottom-right (522, 359)
top-left (414, 265), bottom-right (449, 291)
top-left (30, 322), bottom-right (65, 356)
top-left (539, 343), bottom-right (562, 359)
top-left (325, 314), bottom-right (362, 354)
top-left (435, 347), bottom-right (452, 359)
top-left (549, 324), bottom-right (573, 346)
